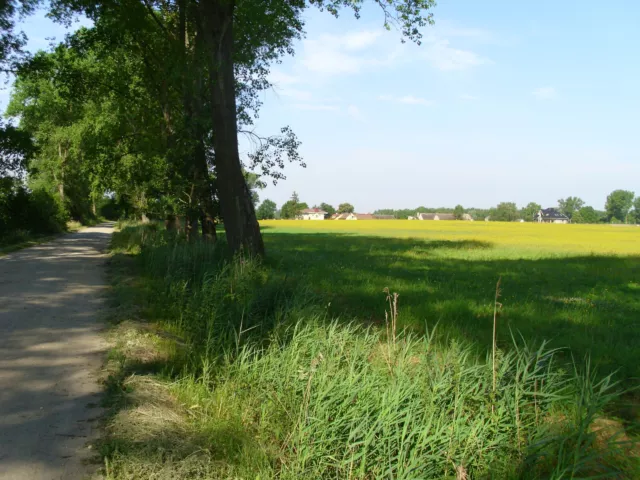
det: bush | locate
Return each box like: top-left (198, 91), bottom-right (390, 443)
top-left (0, 177), bottom-right (68, 241)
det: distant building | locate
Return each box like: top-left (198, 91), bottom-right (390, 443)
top-left (535, 208), bottom-right (570, 224)
top-left (297, 208), bottom-right (327, 220)
top-left (417, 212), bottom-right (456, 221)
top-left (331, 213), bottom-right (390, 220)
top-left (462, 213), bottom-right (474, 221)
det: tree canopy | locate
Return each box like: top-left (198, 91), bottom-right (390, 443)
top-left (557, 197), bottom-right (584, 219)
top-left (491, 202), bottom-right (519, 222)
top-left (2, 0), bottom-right (439, 253)
top-left (605, 190), bottom-right (635, 223)
top-left (338, 202), bottom-right (355, 214)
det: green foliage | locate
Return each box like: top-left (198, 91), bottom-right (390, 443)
top-left (0, 176), bottom-right (68, 240)
top-left (256, 199), bottom-right (277, 220)
top-left (0, 121), bottom-right (34, 175)
top-left (319, 202), bottom-right (335, 216)
top-left (491, 201), bottom-right (519, 222)
top-left (605, 190), bottom-right (635, 223)
top-left (337, 202), bottom-right (354, 213)
top-left (520, 202), bottom-right (541, 222)
top-left (453, 204), bottom-right (464, 219)
top-left (280, 192), bottom-right (306, 219)
top-left (572, 206), bottom-right (599, 224)
top-left (557, 196), bottom-right (585, 219)
top-left (632, 197), bottom-right (640, 224)
top-left (103, 225), bottom-right (636, 479)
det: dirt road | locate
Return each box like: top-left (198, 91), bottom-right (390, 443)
top-left (0, 224), bottom-right (113, 479)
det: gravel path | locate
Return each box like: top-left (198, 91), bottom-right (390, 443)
top-left (0, 224), bottom-right (113, 479)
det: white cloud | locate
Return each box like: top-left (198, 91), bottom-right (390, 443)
top-left (301, 30), bottom-right (390, 75)
top-left (531, 87), bottom-right (558, 100)
top-left (423, 39), bottom-right (490, 71)
top-left (379, 95), bottom-right (433, 107)
top-left (532, 87), bottom-right (557, 100)
top-left (292, 103), bottom-right (340, 112)
top-left (299, 25), bottom-right (491, 76)
top-left (269, 69), bottom-right (299, 86)
top-left (277, 88), bottom-right (313, 101)
top-left (347, 105), bottom-right (365, 120)
top-left (342, 30), bottom-right (383, 50)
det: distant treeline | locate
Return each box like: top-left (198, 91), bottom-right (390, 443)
top-left (373, 203), bottom-right (614, 223)
top-left (374, 207), bottom-right (491, 221)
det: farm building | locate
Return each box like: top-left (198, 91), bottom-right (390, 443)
top-left (331, 213), bottom-right (390, 220)
top-left (297, 208), bottom-right (327, 220)
top-left (416, 212), bottom-right (456, 221)
top-left (535, 208), bottom-right (570, 224)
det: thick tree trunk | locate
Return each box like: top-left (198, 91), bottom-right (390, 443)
top-left (200, 0), bottom-right (264, 256)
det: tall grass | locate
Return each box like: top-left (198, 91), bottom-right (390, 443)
top-left (105, 225), bottom-right (635, 479)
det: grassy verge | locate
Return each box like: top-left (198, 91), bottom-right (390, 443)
top-left (100, 224), bottom-right (638, 479)
top-left (0, 220), bottom-right (88, 256)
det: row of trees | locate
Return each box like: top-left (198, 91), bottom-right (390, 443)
top-left (373, 190), bottom-right (639, 224)
top-left (256, 193), bottom-right (356, 220)
top-left (0, 0), bottom-right (437, 254)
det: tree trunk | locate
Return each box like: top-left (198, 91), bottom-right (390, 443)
top-left (200, 0), bottom-right (264, 256)
top-left (165, 214), bottom-right (182, 232)
top-left (57, 143), bottom-right (66, 204)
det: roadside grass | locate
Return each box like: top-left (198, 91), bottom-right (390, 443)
top-left (99, 223), bottom-right (639, 479)
top-left (0, 220), bottom-right (87, 256)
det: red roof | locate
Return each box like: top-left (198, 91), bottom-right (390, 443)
top-left (300, 208), bottom-right (327, 214)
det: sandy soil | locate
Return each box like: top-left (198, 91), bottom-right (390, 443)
top-left (0, 224), bottom-right (113, 479)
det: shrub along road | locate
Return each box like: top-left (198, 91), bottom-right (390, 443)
top-left (0, 224), bottom-right (113, 479)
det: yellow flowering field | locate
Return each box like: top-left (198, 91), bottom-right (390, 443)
top-left (261, 219), bottom-right (640, 256)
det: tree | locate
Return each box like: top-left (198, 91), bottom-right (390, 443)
top-left (25, 0), bottom-right (437, 254)
top-left (632, 197), bottom-right (640, 224)
top-left (520, 202), bottom-right (541, 222)
top-left (0, 122), bottom-right (34, 176)
top-left (319, 202), bottom-right (335, 217)
top-left (491, 202), bottom-right (519, 222)
top-left (245, 172), bottom-right (264, 207)
top-left (453, 204), bottom-right (464, 220)
top-left (557, 196), bottom-right (584, 219)
top-left (338, 202), bottom-right (355, 213)
top-left (280, 192), bottom-right (305, 219)
top-left (605, 190), bottom-right (635, 223)
top-left (573, 206), bottom-right (599, 224)
top-left (256, 199), bottom-right (276, 220)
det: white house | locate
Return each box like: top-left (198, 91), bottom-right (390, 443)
top-left (535, 208), bottom-right (570, 224)
top-left (417, 212), bottom-right (456, 221)
top-left (297, 208), bottom-right (327, 220)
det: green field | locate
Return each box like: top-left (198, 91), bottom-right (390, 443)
top-left (102, 221), bottom-right (640, 479)
top-left (262, 220), bottom-right (640, 382)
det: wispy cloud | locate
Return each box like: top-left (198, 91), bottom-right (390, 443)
top-left (532, 87), bottom-right (557, 100)
top-left (380, 94), bottom-right (433, 107)
top-left (301, 30), bottom-right (392, 75)
top-left (423, 39), bottom-right (490, 71)
top-left (347, 105), bottom-right (365, 120)
top-left (269, 69), bottom-right (300, 86)
top-left (276, 88), bottom-right (313, 101)
top-left (292, 103), bottom-right (340, 112)
top-left (299, 26), bottom-right (491, 76)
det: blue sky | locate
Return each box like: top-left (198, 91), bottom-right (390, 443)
top-left (4, 1), bottom-right (640, 212)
